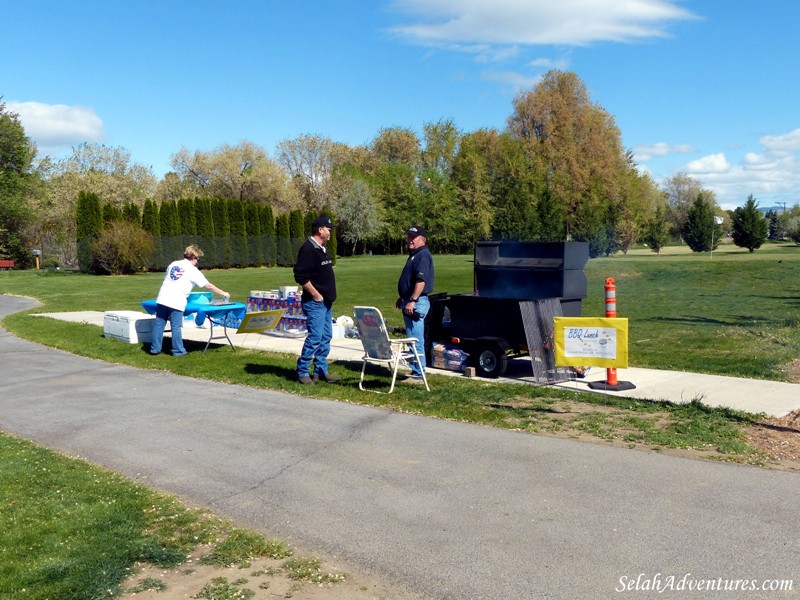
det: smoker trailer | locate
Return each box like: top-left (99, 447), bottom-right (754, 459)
top-left (426, 241), bottom-right (589, 378)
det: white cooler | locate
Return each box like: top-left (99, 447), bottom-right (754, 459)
top-left (104, 311), bottom-right (156, 344)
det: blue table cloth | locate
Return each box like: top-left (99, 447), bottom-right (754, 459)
top-left (141, 299), bottom-right (247, 354)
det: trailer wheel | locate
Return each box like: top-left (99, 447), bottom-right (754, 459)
top-left (474, 344), bottom-right (508, 378)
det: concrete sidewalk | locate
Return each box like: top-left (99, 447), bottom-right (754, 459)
top-left (37, 309), bottom-right (800, 418)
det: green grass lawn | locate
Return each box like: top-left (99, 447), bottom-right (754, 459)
top-left (1, 241), bottom-right (799, 598)
top-left (588, 241), bottom-right (800, 379)
top-left (0, 432), bottom-right (345, 600)
top-left (3, 240), bottom-right (800, 379)
top-left (0, 432), bottom-right (222, 599)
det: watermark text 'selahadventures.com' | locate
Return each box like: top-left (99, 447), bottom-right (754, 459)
top-left (616, 573), bottom-right (794, 593)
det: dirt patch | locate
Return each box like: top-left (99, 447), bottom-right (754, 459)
top-left (745, 408), bottom-right (800, 472)
top-left (492, 398), bottom-right (800, 472)
top-left (785, 357), bottom-right (800, 383)
top-left (119, 546), bottom-right (411, 600)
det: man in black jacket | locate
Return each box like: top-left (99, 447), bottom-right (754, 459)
top-left (396, 225), bottom-right (434, 384)
top-left (293, 215), bottom-right (339, 385)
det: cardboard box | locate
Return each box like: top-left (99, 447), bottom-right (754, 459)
top-left (280, 285), bottom-right (299, 299)
top-left (104, 311), bottom-right (156, 344)
top-left (431, 342), bottom-right (469, 372)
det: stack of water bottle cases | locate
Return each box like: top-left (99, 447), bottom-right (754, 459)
top-left (247, 287), bottom-right (306, 336)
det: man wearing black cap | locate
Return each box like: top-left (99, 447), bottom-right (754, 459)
top-left (396, 225), bottom-right (434, 384)
top-left (293, 214), bottom-right (339, 385)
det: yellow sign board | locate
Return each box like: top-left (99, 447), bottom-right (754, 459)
top-left (553, 317), bottom-right (629, 368)
top-left (235, 309), bottom-right (284, 334)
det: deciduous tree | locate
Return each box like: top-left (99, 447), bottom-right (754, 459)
top-left (0, 100), bottom-right (37, 266)
top-left (483, 133), bottom-right (541, 241)
top-left (451, 130), bottom-right (494, 248)
top-left (276, 134), bottom-right (335, 212)
top-left (643, 203), bottom-right (671, 254)
top-left (336, 179), bottom-right (381, 255)
top-left (614, 155), bottom-right (661, 254)
top-left (170, 141), bottom-right (298, 211)
top-left (363, 127), bottom-right (423, 252)
top-left (507, 70), bottom-right (624, 239)
top-left (38, 143), bottom-right (156, 266)
top-left (662, 172), bottom-right (713, 239)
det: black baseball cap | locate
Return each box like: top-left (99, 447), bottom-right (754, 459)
top-left (313, 215), bottom-right (334, 229)
top-left (406, 225), bottom-right (427, 238)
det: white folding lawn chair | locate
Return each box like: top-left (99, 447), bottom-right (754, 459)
top-left (353, 306), bottom-right (430, 393)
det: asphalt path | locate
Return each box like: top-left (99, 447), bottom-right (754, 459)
top-left (2, 294), bottom-right (798, 599)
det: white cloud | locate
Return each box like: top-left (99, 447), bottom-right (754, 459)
top-left (529, 56), bottom-right (571, 70)
top-left (743, 152), bottom-right (777, 170)
top-left (686, 153), bottom-right (730, 174)
top-left (7, 101), bottom-right (104, 156)
top-left (633, 142), bottom-right (694, 162)
top-left (389, 0), bottom-right (697, 47)
top-left (481, 70), bottom-right (542, 90)
top-left (759, 128), bottom-right (800, 155)
top-left (474, 45), bottom-right (520, 63)
top-left (675, 133), bottom-right (800, 210)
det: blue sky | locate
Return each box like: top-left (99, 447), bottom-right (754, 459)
top-left (3, 0), bottom-right (798, 211)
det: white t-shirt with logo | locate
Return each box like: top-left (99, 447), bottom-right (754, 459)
top-left (155, 258), bottom-right (209, 311)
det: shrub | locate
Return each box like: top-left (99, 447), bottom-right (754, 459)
top-left (91, 221), bottom-right (155, 275)
top-left (787, 217), bottom-right (800, 245)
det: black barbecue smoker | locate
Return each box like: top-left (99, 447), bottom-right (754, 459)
top-left (426, 241), bottom-right (589, 378)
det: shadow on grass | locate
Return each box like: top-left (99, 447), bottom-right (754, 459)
top-left (648, 314), bottom-right (775, 326)
top-left (244, 362), bottom-right (295, 379)
top-left (242, 361), bottom-right (398, 393)
top-left (135, 338), bottom-right (212, 356)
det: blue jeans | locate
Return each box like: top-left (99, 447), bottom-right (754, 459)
top-left (150, 304), bottom-right (187, 356)
top-left (297, 300), bottom-right (333, 378)
top-left (404, 296), bottom-right (429, 378)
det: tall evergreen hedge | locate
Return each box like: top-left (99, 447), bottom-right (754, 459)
top-left (159, 200), bottom-right (181, 262)
top-left (227, 199), bottom-right (247, 267)
top-left (260, 204), bottom-right (276, 267)
top-left (177, 197), bottom-right (197, 252)
top-left (245, 202), bottom-right (263, 266)
top-left (101, 202), bottom-right (122, 227)
top-left (75, 191), bottom-right (102, 273)
top-left (194, 197), bottom-right (215, 265)
top-left (276, 213), bottom-right (292, 267)
top-left (289, 209), bottom-right (304, 258)
top-left (141, 199), bottom-right (162, 269)
top-left (123, 202), bottom-right (141, 225)
top-left (211, 198), bottom-right (232, 268)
